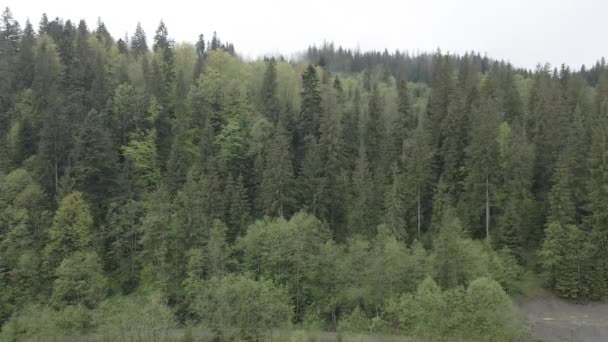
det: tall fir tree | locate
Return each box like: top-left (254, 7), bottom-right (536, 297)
top-left (130, 22), bottom-right (148, 57)
top-left (384, 163), bottom-right (407, 241)
top-left (261, 58), bottom-right (280, 123)
top-left (260, 123), bottom-right (294, 217)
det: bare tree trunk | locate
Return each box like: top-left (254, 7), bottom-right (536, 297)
top-left (417, 185), bottom-right (421, 239)
top-left (486, 174), bottom-right (490, 242)
top-left (53, 148), bottom-right (59, 195)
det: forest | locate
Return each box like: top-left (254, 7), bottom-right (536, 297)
top-left (0, 6), bottom-right (608, 341)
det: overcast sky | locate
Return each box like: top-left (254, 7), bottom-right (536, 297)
top-left (6, 0), bottom-right (607, 69)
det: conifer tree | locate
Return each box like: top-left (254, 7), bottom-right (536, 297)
top-left (70, 109), bottom-right (119, 216)
top-left (403, 122), bottom-right (434, 239)
top-left (365, 85), bottom-right (384, 171)
top-left (390, 79), bottom-right (414, 162)
top-left (261, 58), bottom-right (280, 123)
top-left (130, 22), bottom-right (148, 57)
top-left (32, 34), bottom-right (67, 195)
top-left (462, 96), bottom-right (502, 241)
top-left (541, 222), bottom-right (587, 298)
top-left (384, 163), bottom-right (407, 241)
top-left (348, 146), bottom-right (379, 237)
top-left (224, 174), bottom-right (250, 242)
top-left (297, 137), bottom-right (327, 220)
top-left (299, 65), bottom-right (322, 138)
top-left (260, 123), bottom-right (294, 217)
top-left (495, 122), bottom-right (535, 255)
top-left (16, 20), bottom-right (35, 90)
top-left (584, 98), bottom-right (608, 298)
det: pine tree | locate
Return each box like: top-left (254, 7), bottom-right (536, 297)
top-left (167, 111), bottom-right (196, 190)
top-left (319, 81), bottom-right (344, 179)
top-left (261, 58), bottom-right (280, 123)
top-left (342, 88), bottom-right (361, 167)
top-left (348, 146), bottom-right (380, 237)
top-left (384, 163), bottom-right (407, 241)
top-left (70, 109), bottom-right (119, 216)
top-left (194, 34), bottom-right (205, 78)
top-left (427, 53), bottom-right (454, 151)
top-left (297, 137), bottom-right (327, 220)
top-left (32, 34), bottom-right (67, 196)
top-left (390, 79), bottom-right (414, 162)
top-left (130, 22), bottom-right (148, 57)
top-left (541, 222), bottom-right (587, 299)
top-left (210, 31), bottom-right (220, 51)
top-left (260, 124), bottom-right (294, 217)
top-left (403, 122), bottom-right (434, 240)
top-left (319, 81), bottom-right (346, 230)
top-left (584, 98), bottom-right (608, 298)
top-left (16, 20), bottom-right (35, 90)
top-left (299, 65), bottom-right (322, 138)
top-left (462, 96), bottom-right (502, 241)
top-left (495, 122), bottom-right (535, 255)
top-left (365, 85), bottom-right (384, 172)
top-left (224, 174), bottom-right (250, 243)
top-left (0, 7), bottom-right (21, 115)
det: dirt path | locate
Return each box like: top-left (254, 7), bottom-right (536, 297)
top-left (519, 297), bottom-right (608, 341)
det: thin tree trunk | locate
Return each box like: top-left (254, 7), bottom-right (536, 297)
top-left (53, 148), bottom-right (59, 195)
top-left (486, 174), bottom-right (490, 242)
top-left (417, 185), bottom-right (421, 239)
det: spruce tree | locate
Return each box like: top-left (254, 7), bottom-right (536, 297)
top-left (261, 58), bottom-right (280, 123)
top-left (70, 109), bottom-right (119, 216)
top-left (224, 174), bottom-right (250, 243)
top-left (403, 122), bottom-right (434, 239)
top-left (260, 123), bottom-right (294, 217)
top-left (17, 20), bottom-right (35, 90)
top-left (365, 85), bottom-right (384, 172)
top-left (390, 79), bottom-right (414, 162)
top-left (32, 34), bottom-right (67, 196)
top-left (130, 22), bottom-right (148, 57)
top-left (384, 163), bottom-right (407, 241)
top-left (297, 137), bottom-right (327, 220)
top-left (585, 98), bottom-right (608, 298)
top-left (299, 65), bottom-right (322, 138)
top-left (348, 146), bottom-right (379, 237)
top-left (495, 122), bottom-right (535, 255)
top-left (461, 96), bottom-right (502, 241)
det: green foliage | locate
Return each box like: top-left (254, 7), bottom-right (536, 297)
top-left (2, 9), bottom-right (608, 338)
top-left (186, 274), bottom-right (292, 340)
top-left (237, 212), bottom-right (331, 320)
top-left (93, 291), bottom-right (175, 338)
top-left (51, 251), bottom-right (107, 308)
top-left (260, 123), bottom-right (294, 217)
top-left (386, 277), bottom-right (524, 341)
top-left (541, 222), bottom-right (588, 298)
top-left (44, 192), bottom-right (94, 270)
top-left (384, 164), bottom-right (407, 241)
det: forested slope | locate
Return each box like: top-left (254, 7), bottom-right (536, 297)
top-left (1, 7), bottom-right (607, 340)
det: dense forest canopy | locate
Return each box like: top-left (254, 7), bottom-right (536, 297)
top-left (1, 6), bottom-right (608, 340)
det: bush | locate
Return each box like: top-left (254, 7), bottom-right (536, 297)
top-left (187, 274), bottom-right (292, 340)
top-left (337, 306), bottom-right (369, 334)
top-left (93, 291), bottom-right (175, 339)
top-left (387, 277), bottom-right (525, 341)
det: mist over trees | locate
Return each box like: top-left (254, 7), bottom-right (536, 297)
top-left (1, 6), bottom-right (608, 340)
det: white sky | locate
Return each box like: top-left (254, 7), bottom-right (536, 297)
top-left (5, 0), bottom-right (607, 69)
